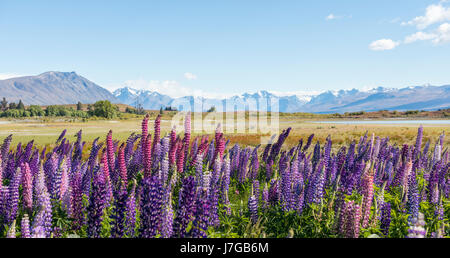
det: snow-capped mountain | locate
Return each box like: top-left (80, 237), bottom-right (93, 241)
top-left (2, 71), bottom-right (448, 113)
top-left (113, 85), bottom-right (450, 113)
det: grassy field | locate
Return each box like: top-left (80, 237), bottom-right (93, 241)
top-left (1, 113), bottom-right (448, 151)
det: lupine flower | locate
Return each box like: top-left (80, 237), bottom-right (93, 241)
top-left (118, 145), bottom-right (128, 184)
top-left (125, 183), bottom-right (137, 237)
top-left (139, 175), bottom-right (163, 238)
top-left (21, 214), bottom-right (31, 238)
top-left (21, 162), bottom-right (33, 211)
top-left (173, 176), bottom-right (196, 238)
top-left (407, 212), bottom-right (426, 238)
top-left (32, 166), bottom-right (52, 238)
top-left (380, 202), bottom-right (391, 237)
top-left (248, 194), bottom-right (258, 224)
top-left (87, 169), bottom-right (107, 238)
top-left (160, 193), bottom-right (174, 238)
top-left (191, 189), bottom-right (209, 238)
top-left (110, 183), bottom-right (127, 238)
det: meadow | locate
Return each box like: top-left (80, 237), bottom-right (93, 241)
top-left (0, 112), bottom-right (448, 238)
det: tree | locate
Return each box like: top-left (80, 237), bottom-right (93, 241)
top-left (1, 97), bottom-right (7, 111)
top-left (28, 105), bottom-right (45, 117)
top-left (9, 102), bottom-right (16, 109)
top-left (207, 106), bottom-right (216, 113)
top-left (160, 106), bottom-right (164, 114)
top-left (17, 100), bottom-right (25, 110)
top-left (77, 101), bottom-right (83, 111)
top-left (93, 100), bottom-right (117, 119)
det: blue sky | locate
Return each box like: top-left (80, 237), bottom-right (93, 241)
top-left (1, 0), bottom-right (450, 97)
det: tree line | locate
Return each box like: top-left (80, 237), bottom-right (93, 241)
top-left (0, 97), bottom-right (120, 119)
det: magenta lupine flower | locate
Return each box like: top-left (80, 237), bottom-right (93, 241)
top-left (101, 152), bottom-right (113, 202)
top-left (361, 174), bottom-right (374, 228)
top-left (183, 112), bottom-right (191, 169)
top-left (169, 127), bottom-right (177, 165)
top-left (141, 114), bottom-right (149, 147)
top-left (60, 159), bottom-right (69, 200)
top-left (152, 114), bottom-right (161, 153)
top-left (106, 130), bottom-right (116, 177)
top-left (21, 162), bottom-right (33, 211)
top-left (176, 141), bottom-right (185, 173)
top-left (21, 214), bottom-right (31, 238)
top-left (118, 145), bottom-right (128, 184)
top-left (143, 134), bottom-right (152, 178)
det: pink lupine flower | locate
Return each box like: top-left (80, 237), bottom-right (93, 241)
top-left (106, 130), bottom-right (115, 172)
top-left (361, 174), bottom-right (374, 228)
top-left (144, 134), bottom-right (152, 179)
top-left (21, 162), bottom-right (33, 211)
top-left (118, 145), bottom-right (128, 184)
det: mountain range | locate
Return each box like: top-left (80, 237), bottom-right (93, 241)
top-left (1, 71), bottom-right (449, 113)
top-left (113, 85), bottom-right (450, 113)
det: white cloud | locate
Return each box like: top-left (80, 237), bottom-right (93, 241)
top-left (0, 73), bottom-right (25, 80)
top-left (184, 72), bottom-right (197, 80)
top-left (403, 22), bottom-right (450, 44)
top-left (326, 14), bottom-right (337, 20)
top-left (369, 39), bottom-right (400, 51)
top-left (433, 22), bottom-right (450, 43)
top-left (401, 3), bottom-right (450, 29)
top-left (108, 79), bottom-right (236, 99)
top-left (325, 13), bottom-right (351, 21)
top-left (404, 31), bottom-right (437, 43)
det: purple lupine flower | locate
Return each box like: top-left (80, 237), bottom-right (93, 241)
top-left (110, 183), bottom-right (127, 238)
top-left (87, 169), bottom-right (107, 238)
top-left (248, 194), bottom-right (258, 224)
top-left (125, 183), bottom-right (137, 237)
top-left (71, 169), bottom-right (84, 230)
top-left (208, 187), bottom-right (220, 227)
top-left (161, 154), bottom-right (169, 186)
top-left (173, 176), bottom-right (196, 238)
top-left (407, 212), bottom-right (426, 238)
top-left (261, 183), bottom-right (269, 210)
top-left (139, 175), bottom-right (163, 238)
top-left (1, 134), bottom-right (12, 161)
top-left (380, 202), bottom-right (391, 237)
top-left (21, 214), bottom-right (31, 238)
top-left (6, 168), bottom-right (21, 224)
top-left (190, 189), bottom-right (210, 238)
top-left (407, 169), bottom-right (419, 223)
top-left (32, 167), bottom-right (52, 238)
top-left (160, 193), bottom-right (174, 238)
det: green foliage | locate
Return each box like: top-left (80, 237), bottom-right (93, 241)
top-left (92, 100), bottom-right (118, 119)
